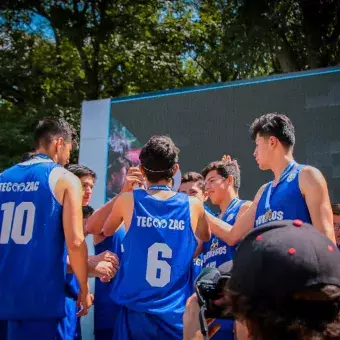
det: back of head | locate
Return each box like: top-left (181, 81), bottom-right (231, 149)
top-left (202, 160), bottom-right (240, 191)
top-left (65, 164), bottom-right (97, 181)
top-left (250, 113), bottom-right (295, 149)
top-left (139, 135), bottom-right (179, 182)
top-left (34, 117), bottom-right (76, 149)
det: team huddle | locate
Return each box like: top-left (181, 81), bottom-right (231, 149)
top-left (0, 113), bottom-right (336, 340)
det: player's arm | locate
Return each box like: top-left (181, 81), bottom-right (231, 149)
top-left (299, 166), bottom-right (336, 243)
top-left (237, 201), bottom-right (253, 218)
top-left (103, 192), bottom-right (132, 236)
top-left (87, 166), bottom-right (143, 236)
top-left (206, 187), bottom-right (264, 246)
top-left (190, 196), bottom-right (211, 243)
top-left (60, 172), bottom-right (91, 315)
top-left (86, 196), bottom-right (119, 235)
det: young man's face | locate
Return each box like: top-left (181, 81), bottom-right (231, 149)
top-left (253, 134), bottom-right (272, 170)
top-left (179, 181), bottom-right (205, 203)
top-left (80, 175), bottom-right (95, 206)
top-left (204, 170), bottom-right (228, 205)
top-left (55, 139), bottom-right (73, 166)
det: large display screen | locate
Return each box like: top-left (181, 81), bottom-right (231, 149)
top-left (106, 68), bottom-right (340, 202)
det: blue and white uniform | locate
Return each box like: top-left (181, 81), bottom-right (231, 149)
top-left (255, 162), bottom-right (311, 227)
top-left (111, 186), bottom-right (197, 339)
top-left (94, 226), bottom-right (126, 340)
top-left (202, 198), bottom-right (246, 340)
top-left (0, 154), bottom-right (67, 340)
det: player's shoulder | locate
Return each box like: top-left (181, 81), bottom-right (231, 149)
top-left (299, 165), bottom-right (325, 182)
top-left (298, 165), bottom-right (326, 189)
top-left (116, 191), bottom-right (134, 205)
top-left (51, 167), bottom-right (81, 192)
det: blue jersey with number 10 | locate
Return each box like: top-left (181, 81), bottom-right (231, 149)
top-left (0, 155), bottom-right (66, 320)
top-left (111, 189), bottom-right (197, 338)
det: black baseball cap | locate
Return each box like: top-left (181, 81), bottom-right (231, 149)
top-left (227, 220), bottom-right (340, 302)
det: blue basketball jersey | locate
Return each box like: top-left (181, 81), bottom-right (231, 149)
top-left (255, 164), bottom-right (311, 227)
top-left (188, 205), bottom-right (217, 294)
top-left (0, 155), bottom-right (66, 319)
top-left (189, 256), bottom-right (203, 294)
top-left (202, 198), bottom-right (245, 269)
top-left (111, 189), bottom-right (197, 338)
top-left (94, 225), bottom-right (126, 331)
top-left (202, 198), bottom-right (245, 333)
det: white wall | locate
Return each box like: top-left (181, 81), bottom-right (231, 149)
top-left (78, 98), bottom-right (111, 340)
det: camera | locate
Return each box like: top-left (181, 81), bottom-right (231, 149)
top-left (195, 266), bottom-right (234, 319)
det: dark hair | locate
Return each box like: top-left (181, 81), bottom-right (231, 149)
top-left (65, 164), bottom-right (97, 181)
top-left (20, 151), bottom-right (36, 162)
top-left (202, 161), bottom-right (240, 191)
top-left (82, 205), bottom-right (94, 219)
top-left (181, 172), bottom-right (205, 191)
top-left (225, 285), bottom-right (340, 340)
top-left (139, 135), bottom-right (179, 182)
top-left (332, 204), bottom-right (340, 216)
top-left (250, 113), bottom-right (295, 149)
top-left (34, 117), bottom-right (77, 149)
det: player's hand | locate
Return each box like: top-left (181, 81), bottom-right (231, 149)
top-left (221, 154), bottom-right (240, 169)
top-left (121, 167), bottom-right (145, 192)
top-left (92, 250), bottom-right (119, 266)
top-left (183, 294), bottom-right (220, 339)
top-left (221, 154), bottom-right (232, 162)
top-left (76, 287), bottom-right (92, 317)
top-left (93, 260), bottom-right (119, 281)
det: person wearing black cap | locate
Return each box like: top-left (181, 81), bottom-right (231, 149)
top-left (184, 219), bottom-right (340, 340)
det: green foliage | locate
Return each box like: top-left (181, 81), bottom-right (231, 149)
top-left (0, 0), bottom-right (339, 170)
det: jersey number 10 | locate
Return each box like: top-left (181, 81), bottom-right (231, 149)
top-left (0, 202), bottom-right (35, 244)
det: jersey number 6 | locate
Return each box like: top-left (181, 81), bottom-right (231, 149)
top-left (146, 242), bottom-right (172, 287)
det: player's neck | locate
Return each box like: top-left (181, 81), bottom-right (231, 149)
top-left (271, 153), bottom-right (294, 185)
top-left (34, 148), bottom-right (57, 162)
top-left (219, 191), bottom-right (238, 215)
top-left (146, 179), bottom-right (172, 188)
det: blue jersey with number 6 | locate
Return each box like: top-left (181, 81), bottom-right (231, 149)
top-left (0, 155), bottom-right (66, 320)
top-left (111, 189), bottom-right (197, 339)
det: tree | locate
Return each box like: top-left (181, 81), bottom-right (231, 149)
top-left (0, 0), bottom-right (339, 169)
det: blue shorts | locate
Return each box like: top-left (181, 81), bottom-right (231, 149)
top-left (113, 307), bottom-right (181, 340)
top-left (7, 319), bottom-right (60, 340)
top-left (57, 296), bottom-right (82, 340)
top-left (94, 329), bottom-right (114, 340)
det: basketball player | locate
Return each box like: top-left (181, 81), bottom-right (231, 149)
top-left (89, 166), bottom-right (144, 340)
top-left (200, 160), bottom-right (251, 340)
top-left (0, 117), bottom-right (92, 340)
top-left (179, 172), bottom-right (207, 294)
top-left (59, 164), bottom-right (119, 340)
top-left (87, 135), bottom-right (230, 339)
top-left (331, 203), bottom-right (340, 249)
top-left (94, 226), bottom-right (125, 340)
top-left (206, 113), bottom-right (336, 245)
